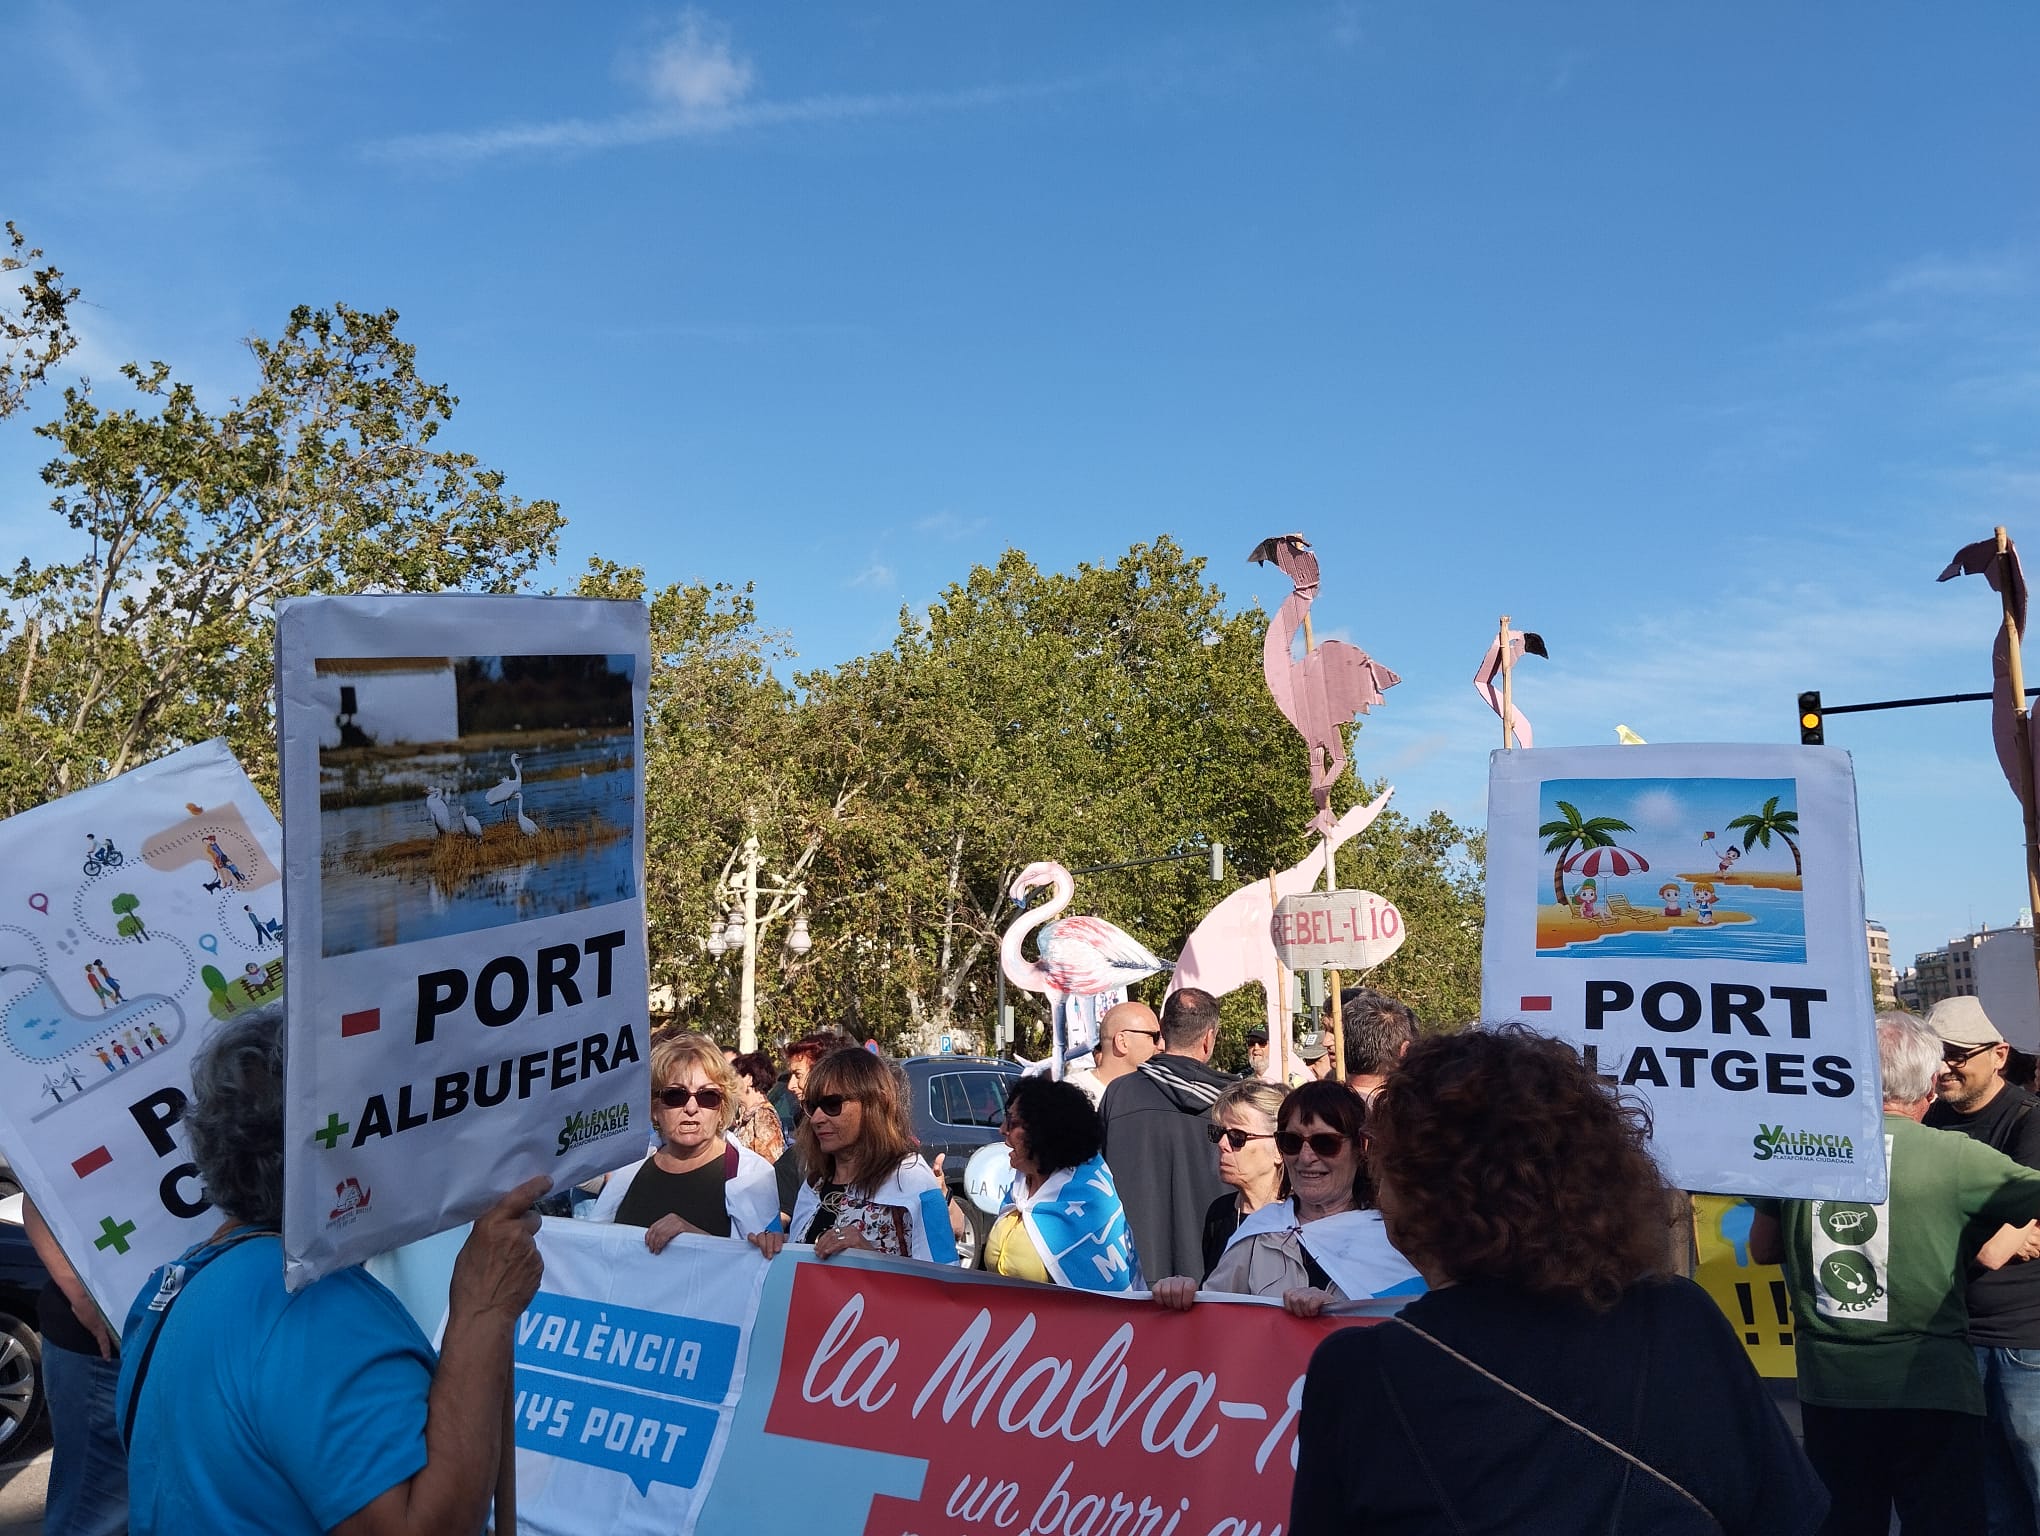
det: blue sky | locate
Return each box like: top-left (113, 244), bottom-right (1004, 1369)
top-left (3, 3), bottom-right (2037, 978)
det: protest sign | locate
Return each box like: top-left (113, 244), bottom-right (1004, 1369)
top-left (497, 1224), bottom-right (1381, 1536)
top-left (0, 740), bottom-right (284, 1316)
top-left (276, 594), bottom-right (651, 1289)
top-left (514, 1223), bottom-right (767, 1535)
top-left (1692, 1193), bottom-right (1796, 1379)
top-left (1483, 743), bottom-right (1884, 1200)
top-left (1270, 888), bottom-right (1406, 972)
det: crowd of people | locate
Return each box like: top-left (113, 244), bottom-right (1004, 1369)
top-left (26, 979), bottom-right (2040, 1534)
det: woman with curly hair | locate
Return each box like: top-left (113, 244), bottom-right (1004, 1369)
top-left (1154, 1079), bottom-right (1422, 1314)
top-left (753, 1047), bottom-right (958, 1265)
top-left (982, 1076), bottom-right (1139, 1292)
top-left (1290, 1026), bottom-right (1825, 1535)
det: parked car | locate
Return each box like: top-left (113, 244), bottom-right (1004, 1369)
top-left (900, 1055), bottom-right (1022, 1269)
top-left (0, 1194), bottom-right (49, 1458)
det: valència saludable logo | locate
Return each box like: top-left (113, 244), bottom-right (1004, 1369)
top-left (1752, 1123), bottom-right (1856, 1163)
top-left (557, 1102), bottom-right (633, 1157)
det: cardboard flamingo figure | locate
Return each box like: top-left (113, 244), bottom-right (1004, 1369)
top-left (1473, 621), bottom-right (1549, 748)
top-left (1001, 860), bottom-right (1170, 1077)
top-left (1249, 534), bottom-right (1401, 836)
top-left (1940, 533), bottom-right (2039, 810)
top-left (1168, 790), bottom-right (1394, 1042)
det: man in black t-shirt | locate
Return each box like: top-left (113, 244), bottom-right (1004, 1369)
top-left (23, 1195), bottom-right (129, 1534)
top-left (1924, 996), bottom-right (2040, 1534)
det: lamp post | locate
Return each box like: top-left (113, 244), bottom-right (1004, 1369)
top-left (705, 834), bottom-right (813, 1053)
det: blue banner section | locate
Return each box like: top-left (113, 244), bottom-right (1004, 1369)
top-left (514, 1372), bottom-right (722, 1495)
top-left (515, 1290), bottom-right (741, 1403)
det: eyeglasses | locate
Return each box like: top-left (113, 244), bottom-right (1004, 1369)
top-left (1208, 1125), bottom-right (1276, 1150)
top-left (1121, 1028), bottom-right (1163, 1045)
top-left (1943, 1043), bottom-right (1996, 1067)
top-left (1275, 1130), bottom-right (1350, 1159)
top-left (803, 1093), bottom-right (858, 1118)
top-left (656, 1085), bottom-right (726, 1111)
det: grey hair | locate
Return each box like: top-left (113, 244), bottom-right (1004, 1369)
top-left (1212, 1078), bottom-right (1287, 1127)
top-left (1876, 1010), bottom-right (1941, 1105)
top-left (187, 1003), bottom-right (287, 1228)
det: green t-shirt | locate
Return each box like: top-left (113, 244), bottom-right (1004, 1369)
top-left (1755, 1112), bottom-right (2040, 1413)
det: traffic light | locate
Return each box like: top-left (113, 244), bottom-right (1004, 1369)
top-left (1798, 691), bottom-right (1824, 746)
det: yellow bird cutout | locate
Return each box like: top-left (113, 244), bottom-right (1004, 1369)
top-left (1614, 725), bottom-right (1647, 745)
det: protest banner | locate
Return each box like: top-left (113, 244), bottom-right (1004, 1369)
top-left (276, 594), bottom-right (652, 1289)
top-left (1270, 888), bottom-right (1406, 972)
top-left (1483, 743), bottom-right (1884, 1200)
top-left (495, 1223), bottom-right (1381, 1536)
top-left (1692, 1193), bottom-right (1796, 1379)
top-left (0, 740), bottom-right (284, 1316)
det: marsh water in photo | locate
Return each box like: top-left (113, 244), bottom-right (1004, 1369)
top-left (315, 654), bottom-right (638, 957)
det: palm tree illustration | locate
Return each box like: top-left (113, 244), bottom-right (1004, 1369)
top-left (1538, 801), bottom-right (1635, 908)
top-left (1725, 796), bottom-right (1802, 875)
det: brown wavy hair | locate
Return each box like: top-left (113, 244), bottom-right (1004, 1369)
top-left (1367, 1025), bottom-right (1670, 1311)
top-left (794, 1047), bottom-right (919, 1198)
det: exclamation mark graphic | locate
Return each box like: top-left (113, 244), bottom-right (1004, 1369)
top-left (1734, 1282), bottom-right (1759, 1344)
top-left (1770, 1280), bottom-right (1794, 1347)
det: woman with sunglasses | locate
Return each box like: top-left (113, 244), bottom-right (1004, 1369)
top-left (1201, 1079), bottom-right (1288, 1277)
top-left (755, 1047), bottom-right (958, 1264)
top-left (982, 1076), bottom-right (1140, 1291)
top-left (1153, 1079), bottom-right (1422, 1314)
top-left (586, 1032), bottom-right (781, 1249)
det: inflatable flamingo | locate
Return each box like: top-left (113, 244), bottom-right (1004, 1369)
top-left (1002, 861), bottom-right (1170, 1074)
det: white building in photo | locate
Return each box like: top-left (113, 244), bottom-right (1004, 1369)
top-left (310, 658), bottom-right (458, 750)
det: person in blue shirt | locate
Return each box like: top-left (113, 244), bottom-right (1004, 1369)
top-left (115, 1006), bottom-right (547, 1536)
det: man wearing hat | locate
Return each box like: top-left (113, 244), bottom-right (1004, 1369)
top-left (1924, 995), bottom-right (2040, 1532)
top-left (1294, 1029), bottom-right (1333, 1080)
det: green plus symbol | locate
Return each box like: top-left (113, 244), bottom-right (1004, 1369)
top-left (314, 1113), bottom-right (350, 1151)
top-left (93, 1216), bottom-right (136, 1255)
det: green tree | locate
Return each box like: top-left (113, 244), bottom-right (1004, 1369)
top-left (1, 222), bottom-right (77, 420)
top-left (1538, 801), bottom-right (1633, 908)
top-left (1725, 795), bottom-right (1802, 875)
top-left (1, 304), bottom-right (564, 812)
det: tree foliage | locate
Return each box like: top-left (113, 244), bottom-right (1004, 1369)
top-left (1, 222), bottom-right (77, 421)
top-left (1, 303), bottom-right (564, 811)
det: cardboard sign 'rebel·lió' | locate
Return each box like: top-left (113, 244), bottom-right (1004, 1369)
top-left (1270, 889), bottom-right (1406, 972)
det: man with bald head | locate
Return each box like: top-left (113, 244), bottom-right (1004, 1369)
top-left (1064, 1001), bottom-right (1164, 1107)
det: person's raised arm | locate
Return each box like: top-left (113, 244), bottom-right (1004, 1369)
top-left (1746, 1209), bottom-right (1783, 1267)
top-left (334, 1175), bottom-right (548, 1536)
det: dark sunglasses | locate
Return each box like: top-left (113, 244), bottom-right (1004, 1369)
top-left (656, 1085), bottom-right (726, 1111)
top-left (1208, 1124), bottom-right (1275, 1150)
top-left (1943, 1042), bottom-right (1996, 1067)
top-left (1121, 1027), bottom-right (1163, 1045)
top-left (1275, 1130), bottom-right (1350, 1159)
top-left (803, 1093), bottom-right (858, 1118)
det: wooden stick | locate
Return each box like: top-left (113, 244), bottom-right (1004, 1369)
top-left (1328, 968), bottom-right (1345, 1083)
top-left (497, 1382), bottom-right (517, 1534)
top-left (1268, 868), bottom-right (1289, 1083)
top-left (1499, 614), bottom-right (1514, 750)
top-left (1994, 527), bottom-right (2040, 1007)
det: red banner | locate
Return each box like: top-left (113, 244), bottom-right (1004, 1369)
top-left (765, 1260), bottom-right (1379, 1536)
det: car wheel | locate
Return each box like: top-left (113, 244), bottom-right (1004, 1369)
top-left (952, 1199), bottom-right (993, 1271)
top-left (0, 1316), bottom-right (44, 1458)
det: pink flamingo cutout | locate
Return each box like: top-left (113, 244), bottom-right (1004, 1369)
top-left (1167, 788), bottom-right (1395, 1053)
top-left (1939, 535), bottom-right (2036, 809)
top-left (1473, 625), bottom-right (1548, 747)
top-left (1249, 534), bottom-right (1400, 836)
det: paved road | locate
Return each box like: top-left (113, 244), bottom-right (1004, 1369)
top-left (0, 1441), bottom-right (49, 1536)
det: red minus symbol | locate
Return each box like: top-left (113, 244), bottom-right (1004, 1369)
top-left (1519, 996), bottom-right (1553, 1011)
top-left (72, 1145), bottom-right (112, 1178)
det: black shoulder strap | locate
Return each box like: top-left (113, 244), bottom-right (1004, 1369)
top-left (120, 1228), bottom-right (275, 1450)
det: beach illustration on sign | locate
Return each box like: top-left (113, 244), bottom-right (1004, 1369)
top-left (315, 653), bottom-right (638, 957)
top-left (1535, 778), bottom-right (1806, 962)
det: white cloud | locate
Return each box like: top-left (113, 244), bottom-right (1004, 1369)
top-left (1879, 251), bottom-right (2029, 301)
top-left (848, 563), bottom-right (895, 590)
top-left (634, 10), bottom-right (755, 116)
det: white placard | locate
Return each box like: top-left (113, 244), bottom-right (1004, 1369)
top-left (1270, 889), bottom-right (1407, 972)
top-left (277, 595), bottom-right (652, 1289)
top-left (0, 741), bottom-right (285, 1316)
top-left (1481, 744), bottom-right (1885, 1200)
